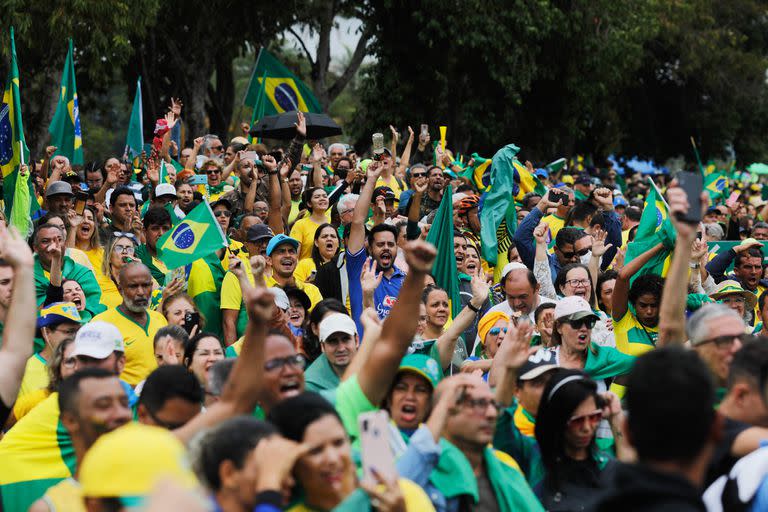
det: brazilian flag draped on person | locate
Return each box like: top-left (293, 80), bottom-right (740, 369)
top-left (459, 153), bottom-right (491, 192)
top-left (0, 27), bottom-right (39, 236)
top-left (48, 39), bottom-right (83, 165)
top-left (624, 178), bottom-right (675, 283)
top-left (157, 200), bottom-right (227, 269)
top-left (426, 185), bottom-right (462, 318)
top-left (479, 144), bottom-right (521, 267)
top-left (243, 48), bottom-right (321, 114)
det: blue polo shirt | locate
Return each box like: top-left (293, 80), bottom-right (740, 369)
top-left (347, 247), bottom-right (406, 335)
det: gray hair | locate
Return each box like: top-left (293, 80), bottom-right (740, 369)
top-left (687, 303), bottom-right (744, 344)
top-left (201, 134), bottom-right (221, 154)
top-left (337, 193), bottom-right (359, 214)
top-left (704, 223), bottom-right (725, 241)
top-left (328, 143), bottom-right (346, 154)
top-left (207, 359), bottom-right (236, 397)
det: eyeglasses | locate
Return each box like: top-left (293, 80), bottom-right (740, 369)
top-left (214, 210), bottom-right (232, 218)
top-left (565, 279), bottom-right (590, 287)
top-left (559, 248), bottom-right (591, 259)
top-left (145, 406), bottom-right (188, 430)
top-left (52, 325), bottom-right (81, 336)
top-left (567, 409), bottom-right (602, 429)
top-left (697, 333), bottom-right (747, 349)
top-left (488, 327), bottom-right (508, 336)
top-left (113, 244), bottom-right (135, 255)
top-left (264, 354), bottom-right (306, 372)
top-left (565, 317), bottom-right (597, 330)
top-left (459, 396), bottom-right (502, 414)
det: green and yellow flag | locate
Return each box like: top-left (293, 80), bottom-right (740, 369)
top-left (704, 171), bottom-right (728, 202)
top-left (624, 178), bottom-right (674, 283)
top-left (426, 185), bottom-right (462, 319)
top-left (48, 39), bottom-right (83, 165)
top-left (1, 27), bottom-right (38, 234)
top-left (157, 200), bottom-right (227, 269)
top-left (243, 48), bottom-right (321, 114)
top-left (480, 144), bottom-right (520, 267)
top-left (125, 77), bottom-right (143, 158)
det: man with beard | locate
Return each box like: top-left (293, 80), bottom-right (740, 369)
top-left (91, 262), bottom-right (167, 386)
top-left (221, 153), bottom-right (271, 220)
top-left (418, 165), bottom-right (445, 219)
top-left (265, 234), bottom-right (323, 307)
top-left (287, 168), bottom-right (304, 224)
top-left (347, 162), bottom-right (406, 329)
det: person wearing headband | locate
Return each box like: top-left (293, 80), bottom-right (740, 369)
top-left (534, 369), bottom-right (631, 510)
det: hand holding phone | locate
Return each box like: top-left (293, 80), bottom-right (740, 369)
top-left (674, 171), bottom-right (703, 224)
top-left (358, 410), bottom-right (397, 484)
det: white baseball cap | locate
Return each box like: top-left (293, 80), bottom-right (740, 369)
top-left (554, 296), bottom-right (599, 322)
top-left (71, 321), bottom-right (125, 359)
top-left (154, 183), bottom-right (177, 198)
top-left (501, 262), bottom-right (529, 279)
top-left (318, 313), bottom-right (357, 343)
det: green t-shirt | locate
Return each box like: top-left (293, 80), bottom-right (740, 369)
top-left (305, 354), bottom-right (341, 392)
top-left (319, 374), bottom-right (375, 444)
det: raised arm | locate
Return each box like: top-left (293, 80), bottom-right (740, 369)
top-left (0, 226), bottom-right (36, 410)
top-left (592, 188), bottom-right (621, 270)
top-left (514, 192), bottom-right (551, 268)
top-left (533, 221), bottom-right (557, 299)
top-left (435, 271), bottom-right (489, 370)
top-left (398, 127), bottom-right (415, 175)
top-left (611, 242), bottom-right (665, 322)
top-left (279, 160), bottom-right (293, 226)
top-left (356, 240), bottom-right (435, 405)
top-left (658, 186), bottom-right (707, 346)
top-left (184, 137), bottom-right (203, 172)
top-left (173, 259), bottom-right (272, 444)
top-left (347, 161), bottom-right (382, 254)
top-left (489, 319), bottom-right (534, 403)
top-left (262, 155), bottom-right (284, 235)
top-left (589, 228), bottom-right (614, 309)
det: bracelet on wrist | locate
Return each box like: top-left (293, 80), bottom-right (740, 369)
top-left (468, 302), bottom-right (481, 313)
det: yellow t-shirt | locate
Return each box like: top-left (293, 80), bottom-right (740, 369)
top-left (12, 388), bottom-right (50, 422)
top-left (290, 217), bottom-right (324, 261)
top-left (286, 479), bottom-right (434, 512)
top-left (543, 214), bottom-right (566, 240)
top-left (613, 310), bottom-right (658, 356)
top-left (42, 477), bottom-right (85, 512)
top-left (18, 354), bottom-right (49, 398)
top-left (91, 308), bottom-right (168, 386)
top-left (83, 247), bottom-right (105, 271)
top-left (288, 199), bottom-right (302, 225)
top-left (294, 258), bottom-right (318, 284)
top-left (265, 275), bottom-right (323, 310)
top-left (66, 248), bottom-right (93, 270)
top-left (220, 267), bottom-right (255, 311)
top-left (95, 272), bottom-right (123, 309)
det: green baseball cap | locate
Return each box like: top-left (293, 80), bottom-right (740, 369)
top-left (397, 354), bottom-right (442, 389)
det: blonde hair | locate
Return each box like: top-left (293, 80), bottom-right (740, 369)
top-left (102, 234), bottom-right (137, 279)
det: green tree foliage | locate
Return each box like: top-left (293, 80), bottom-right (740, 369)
top-left (0, 0), bottom-right (159, 159)
top-left (356, 0), bottom-right (768, 164)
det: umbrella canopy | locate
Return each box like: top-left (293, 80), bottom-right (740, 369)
top-left (747, 163), bottom-right (768, 175)
top-left (249, 111), bottom-right (342, 140)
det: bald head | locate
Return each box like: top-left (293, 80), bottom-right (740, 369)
top-left (118, 263), bottom-right (153, 313)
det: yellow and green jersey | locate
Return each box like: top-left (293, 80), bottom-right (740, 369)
top-left (613, 310), bottom-right (657, 356)
top-left (18, 354), bottom-right (49, 399)
top-left (91, 308), bottom-right (167, 386)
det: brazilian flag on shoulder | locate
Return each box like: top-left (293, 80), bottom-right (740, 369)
top-left (157, 200), bottom-right (227, 269)
top-left (243, 48), bottom-right (321, 114)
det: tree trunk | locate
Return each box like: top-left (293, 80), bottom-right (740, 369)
top-left (206, 57), bottom-right (235, 138)
top-left (28, 65), bottom-right (61, 159)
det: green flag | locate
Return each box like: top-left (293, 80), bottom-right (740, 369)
top-left (624, 178), bottom-right (675, 283)
top-left (243, 48), bottom-right (321, 114)
top-left (1, 27), bottom-right (38, 235)
top-left (157, 200), bottom-right (227, 269)
top-left (704, 171), bottom-right (728, 203)
top-left (125, 77), bottom-right (143, 158)
top-left (163, 202), bottom-right (180, 225)
top-left (426, 185), bottom-right (462, 319)
top-left (159, 160), bottom-right (172, 184)
top-left (48, 39), bottom-right (83, 165)
top-left (480, 144), bottom-right (520, 266)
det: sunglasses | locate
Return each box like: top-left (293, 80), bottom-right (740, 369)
top-left (205, 169), bottom-right (222, 175)
top-left (697, 333), bottom-right (747, 349)
top-left (567, 409), bottom-right (602, 429)
top-left (565, 317), bottom-right (596, 330)
top-left (214, 210), bottom-right (232, 218)
top-left (488, 327), bottom-right (508, 336)
top-left (412, 172), bottom-right (427, 178)
top-left (559, 248), bottom-right (591, 259)
top-left (210, 145), bottom-right (224, 152)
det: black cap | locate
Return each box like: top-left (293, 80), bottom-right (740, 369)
top-left (372, 186), bottom-right (398, 202)
top-left (210, 198), bottom-right (233, 211)
top-left (246, 224), bottom-right (274, 243)
top-left (574, 174), bottom-right (593, 185)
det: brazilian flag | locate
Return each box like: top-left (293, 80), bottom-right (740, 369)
top-left (704, 171), bottom-right (728, 202)
top-left (243, 48), bottom-right (322, 114)
top-left (48, 39), bottom-right (83, 165)
top-left (426, 185), bottom-right (462, 319)
top-left (157, 200), bottom-right (227, 269)
top-left (624, 178), bottom-right (675, 283)
top-left (0, 27), bottom-right (38, 236)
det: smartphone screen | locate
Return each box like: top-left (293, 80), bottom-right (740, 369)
top-left (675, 171), bottom-right (703, 224)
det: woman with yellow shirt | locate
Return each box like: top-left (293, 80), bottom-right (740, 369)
top-left (97, 234), bottom-right (139, 308)
top-left (290, 187), bottom-right (330, 261)
top-left (67, 206), bottom-right (104, 271)
top-left (294, 223), bottom-right (340, 283)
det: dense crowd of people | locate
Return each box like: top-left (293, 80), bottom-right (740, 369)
top-left (1, 100), bottom-right (768, 512)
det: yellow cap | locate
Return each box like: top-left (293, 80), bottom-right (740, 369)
top-left (561, 175), bottom-right (574, 185)
top-left (80, 423), bottom-right (198, 503)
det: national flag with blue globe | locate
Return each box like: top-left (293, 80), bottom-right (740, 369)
top-left (157, 200), bottom-right (228, 269)
top-left (243, 48), bottom-right (322, 115)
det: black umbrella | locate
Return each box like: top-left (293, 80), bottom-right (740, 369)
top-left (249, 111), bottom-right (342, 140)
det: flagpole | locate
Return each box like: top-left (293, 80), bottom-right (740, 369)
top-left (647, 176), bottom-right (670, 210)
top-left (690, 136), bottom-right (705, 175)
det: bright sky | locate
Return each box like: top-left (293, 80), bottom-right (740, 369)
top-left (283, 17), bottom-right (375, 71)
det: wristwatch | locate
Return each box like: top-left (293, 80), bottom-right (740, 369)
top-left (689, 262), bottom-right (700, 269)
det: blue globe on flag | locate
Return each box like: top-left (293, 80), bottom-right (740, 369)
top-left (172, 224), bottom-right (195, 250)
top-left (0, 102), bottom-right (12, 166)
top-left (274, 82), bottom-right (300, 111)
